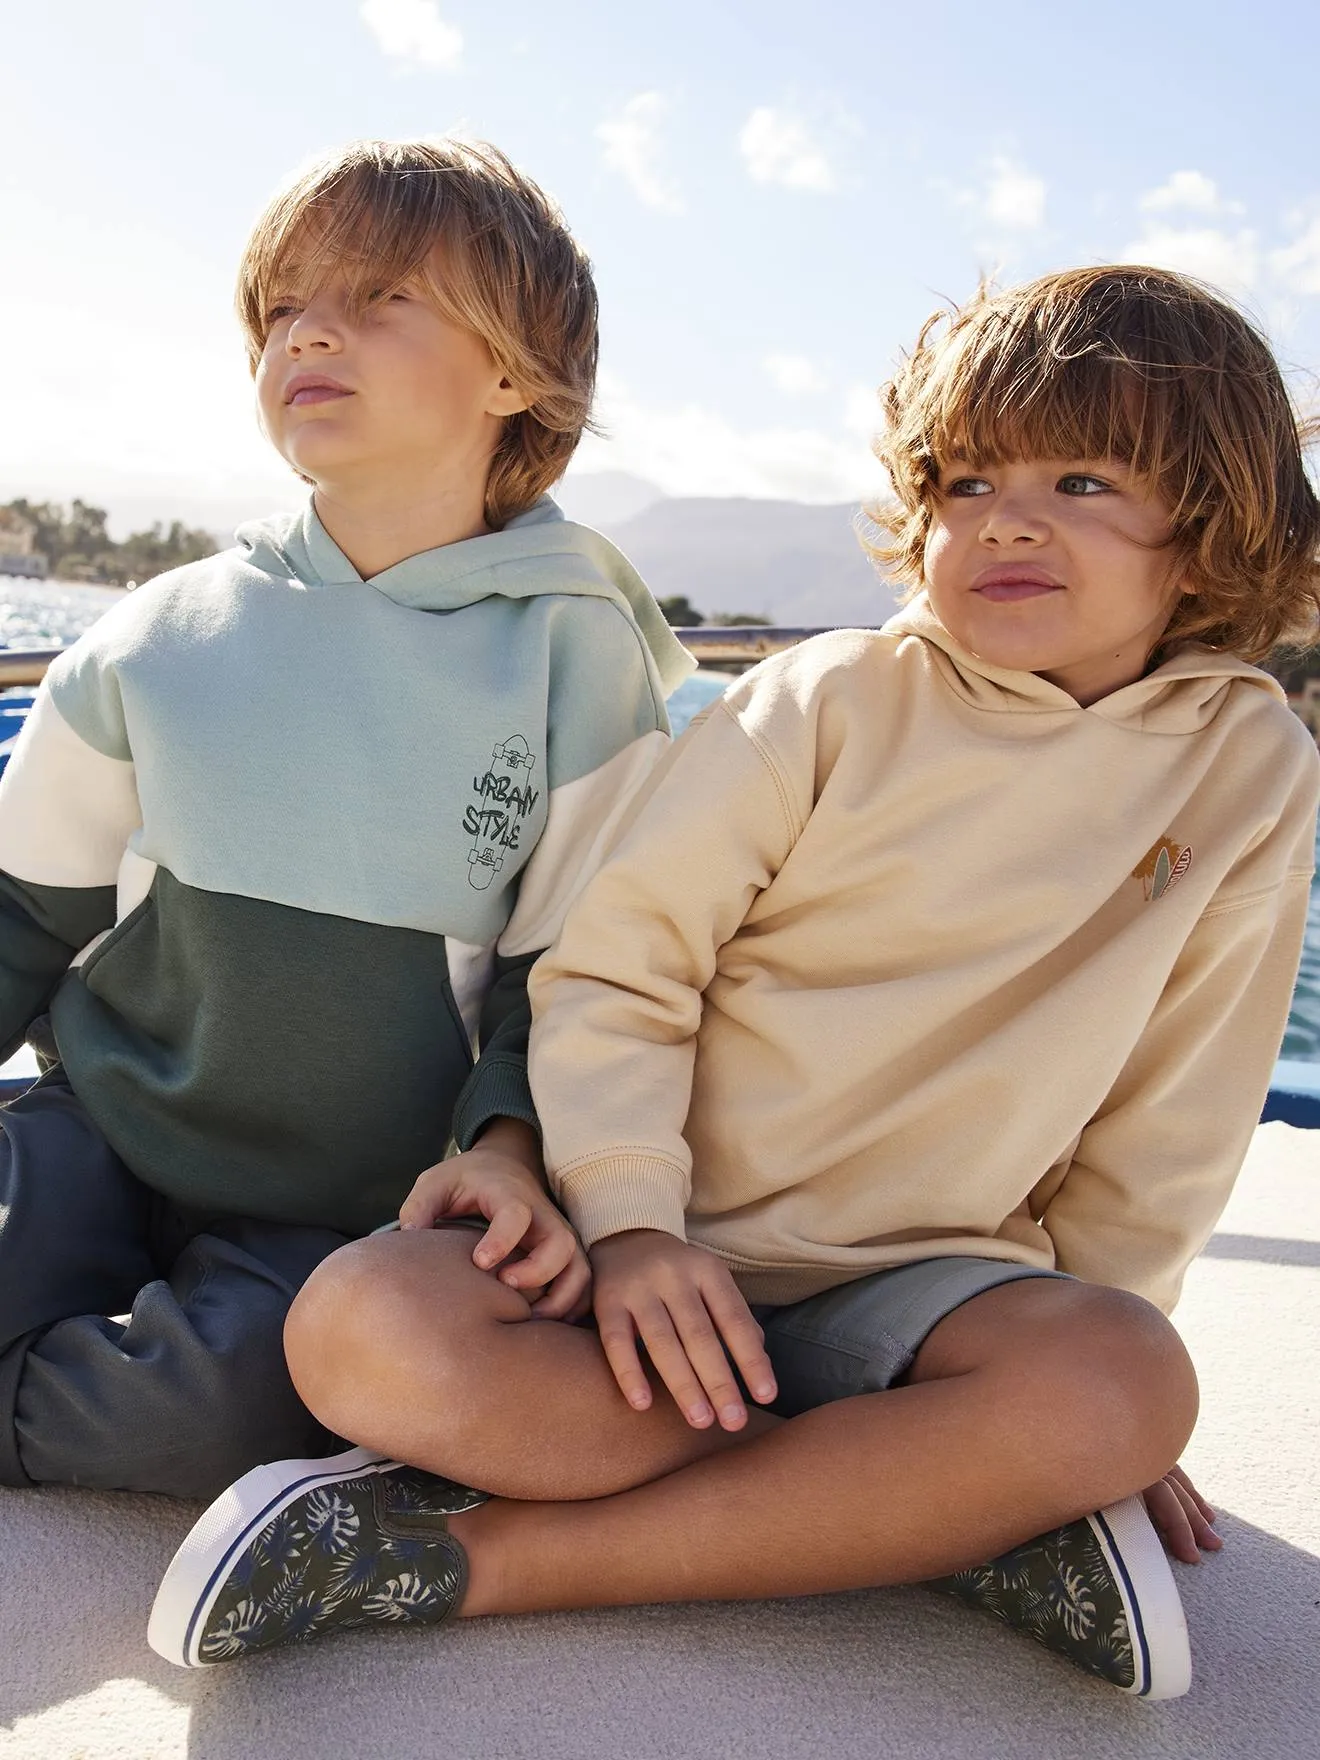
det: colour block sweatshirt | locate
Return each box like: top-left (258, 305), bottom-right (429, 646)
top-left (529, 598), bottom-right (1319, 1313)
top-left (0, 495), bottom-right (693, 1234)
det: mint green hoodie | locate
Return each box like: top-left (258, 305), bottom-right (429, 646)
top-left (0, 495), bottom-right (693, 1233)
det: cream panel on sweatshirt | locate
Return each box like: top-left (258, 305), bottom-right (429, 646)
top-left (0, 689), bottom-right (140, 889)
top-left (531, 624), bottom-right (1320, 1311)
top-left (446, 730), bottom-right (670, 1039)
top-left (499, 730), bottom-right (671, 958)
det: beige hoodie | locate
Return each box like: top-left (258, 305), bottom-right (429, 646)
top-left (529, 600), bottom-right (1320, 1312)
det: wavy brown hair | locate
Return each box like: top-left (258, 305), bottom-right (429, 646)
top-left (866, 266), bottom-right (1320, 660)
top-left (237, 137), bottom-right (598, 529)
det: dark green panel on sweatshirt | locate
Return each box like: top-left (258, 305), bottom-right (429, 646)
top-left (49, 868), bottom-right (531, 1235)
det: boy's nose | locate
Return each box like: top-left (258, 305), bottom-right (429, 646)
top-left (979, 496), bottom-right (1050, 544)
top-left (286, 298), bottom-right (345, 355)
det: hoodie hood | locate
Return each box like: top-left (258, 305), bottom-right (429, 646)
top-left (235, 494), bottom-right (696, 698)
top-left (883, 592), bottom-right (1284, 735)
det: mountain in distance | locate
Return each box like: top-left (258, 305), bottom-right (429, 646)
top-left (561, 477), bottom-right (903, 628)
top-left (554, 470), bottom-right (669, 531)
top-left (3, 467), bottom-right (902, 631)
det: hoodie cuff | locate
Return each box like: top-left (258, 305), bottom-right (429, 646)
top-left (451, 1055), bottom-right (539, 1152)
top-left (556, 1154), bottom-right (690, 1248)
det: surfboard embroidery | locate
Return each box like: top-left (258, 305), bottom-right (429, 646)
top-left (1132, 838), bottom-right (1192, 901)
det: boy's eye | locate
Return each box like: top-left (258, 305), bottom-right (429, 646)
top-left (265, 302), bottom-right (298, 323)
top-left (944, 475), bottom-right (993, 498)
top-left (1057, 473), bottom-right (1111, 496)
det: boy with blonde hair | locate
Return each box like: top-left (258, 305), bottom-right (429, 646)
top-left (154, 267), bottom-right (1318, 1698)
top-left (0, 137), bottom-right (690, 1498)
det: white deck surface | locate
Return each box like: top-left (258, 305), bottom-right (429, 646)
top-left (2, 1122), bottom-right (1318, 1760)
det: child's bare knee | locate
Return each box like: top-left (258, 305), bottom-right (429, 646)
top-left (284, 1237), bottom-right (387, 1417)
top-left (1051, 1286), bottom-right (1199, 1483)
top-left (285, 1230), bottom-right (528, 1437)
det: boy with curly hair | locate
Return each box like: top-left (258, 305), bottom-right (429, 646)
top-left (155, 267), bottom-right (1318, 1698)
top-left (0, 137), bottom-right (690, 1500)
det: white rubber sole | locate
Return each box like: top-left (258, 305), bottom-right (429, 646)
top-left (146, 1455), bottom-right (1191, 1693)
top-left (1088, 1495), bottom-right (1192, 1700)
top-left (147, 1446), bottom-right (399, 1668)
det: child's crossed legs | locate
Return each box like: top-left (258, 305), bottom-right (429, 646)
top-left (282, 1226), bottom-right (1198, 1617)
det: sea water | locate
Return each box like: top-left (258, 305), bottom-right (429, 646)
top-left (7, 586), bottom-right (1320, 1062)
top-left (0, 577), bottom-right (122, 649)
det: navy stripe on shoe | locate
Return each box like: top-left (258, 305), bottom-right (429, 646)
top-left (1092, 1507), bottom-right (1150, 1696)
top-left (182, 1459), bottom-right (387, 1661)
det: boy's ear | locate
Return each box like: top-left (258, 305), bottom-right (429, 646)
top-left (488, 375), bottom-right (532, 419)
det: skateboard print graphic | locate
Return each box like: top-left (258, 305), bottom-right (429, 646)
top-left (464, 734), bottom-right (540, 891)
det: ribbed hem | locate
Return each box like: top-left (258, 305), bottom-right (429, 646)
top-left (557, 1155), bottom-right (689, 1248)
top-left (451, 1056), bottom-right (538, 1152)
top-left (723, 1263), bottom-right (870, 1306)
top-left (718, 1247), bottom-right (1055, 1307)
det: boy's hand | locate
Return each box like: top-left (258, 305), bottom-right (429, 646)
top-left (590, 1229), bottom-right (777, 1431)
top-left (399, 1119), bottom-right (590, 1321)
top-left (1143, 1462), bottom-right (1222, 1564)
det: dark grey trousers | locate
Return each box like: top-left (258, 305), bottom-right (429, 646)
top-left (0, 1069), bottom-right (351, 1500)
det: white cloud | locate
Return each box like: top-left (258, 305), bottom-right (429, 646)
top-left (739, 108), bottom-right (835, 193)
top-left (360, 0), bottom-right (462, 69)
top-left (764, 353), bottom-right (828, 395)
top-left (0, 191), bottom-right (300, 532)
top-left (1124, 172), bottom-right (1262, 294)
top-left (944, 155), bottom-right (1046, 248)
top-left (1140, 170), bottom-right (1239, 217)
top-left (596, 93), bottom-right (684, 215)
top-left (575, 371), bottom-right (883, 503)
top-left (843, 383), bottom-right (881, 440)
top-left (1272, 216), bottom-right (1320, 296)
top-left (982, 156), bottom-right (1046, 231)
top-left (1119, 223), bottom-right (1259, 294)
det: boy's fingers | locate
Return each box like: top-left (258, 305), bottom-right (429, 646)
top-left (498, 1219), bottom-right (578, 1288)
top-left (1175, 1471), bottom-right (1217, 1527)
top-left (550, 1279), bottom-right (594, 1325)
top-left (1167, 1518), bottom-right (1200, 1565)
top-left (472, 1198), bottom-right (533, 1270)
top-left (1168, 1463), bottom-right (1216, 1525)
top-left (397, 1174), bottom-right (454, 1230)
top-left (667, 1298), bottom-right (750, 1428)
top-left (634, 1302), bottom-right (720, 1428)
top-left (1147, 1479), bottom-right (1200, 1564)
top-left (704, 1283), bottom-right (777, 1405)
top-left (1172, 1475), bottom-right (1222, 1550)
top-left (596, 1305), bottom-right (655, 1411)
top-left (528, 1252), bottom-right (592, 1320)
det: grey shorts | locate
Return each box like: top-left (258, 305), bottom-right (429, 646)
top-left (376, 1222), bottom-right (1067, 1419)
top-left (753, 1257), bottom-right (1069, 1418)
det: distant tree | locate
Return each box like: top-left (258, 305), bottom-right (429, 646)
top-left (707, 611), bottom-right (771, 626)
top-left (108, 521), bottom-right (219, 587)
top-left (657, 594), bottom-right (704, 627)
top-left (0, 499), bottom-right (218, 586)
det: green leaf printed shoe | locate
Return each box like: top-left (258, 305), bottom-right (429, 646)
top-left (148, 1446), bottom-right (488, 1667)
top-left (933, 1495), bottom-right (1192, 1700)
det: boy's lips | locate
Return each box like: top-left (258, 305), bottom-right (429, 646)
top-left (285, 374), bottom-right (352, 407)
top-left (972, 566), bottom-right (1063, 603)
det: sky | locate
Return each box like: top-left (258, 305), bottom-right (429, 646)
top-left (4, 0), bottom-right (1320, 536)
